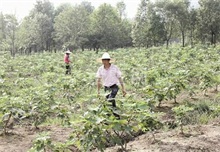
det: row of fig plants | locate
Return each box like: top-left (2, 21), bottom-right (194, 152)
top-left (119, 46), bottom-right (220, 107)
top-left (0, 45), bottom-right (220, 151)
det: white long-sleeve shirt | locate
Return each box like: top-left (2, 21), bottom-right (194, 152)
top-left (96, 64), bottom-right (122, 87)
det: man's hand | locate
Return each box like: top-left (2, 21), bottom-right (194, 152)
top-left (119, 78), bottom-right (126, 97)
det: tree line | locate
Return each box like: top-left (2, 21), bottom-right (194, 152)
top-left (0, 0), bottom-right (220, 56)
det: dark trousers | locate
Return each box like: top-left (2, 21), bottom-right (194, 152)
top-left (65, 65), bottom-right (71, 74)
top-left (104, 84), bottom-right (120, 119)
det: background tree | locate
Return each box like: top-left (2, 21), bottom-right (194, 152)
top-left (54, 3), bottom-right (72, 17)
top-left (2, 0), bottom-right (220, 56)
top-left (17, 16), bottom-right (40, 54)
top-left (80, 1), bottom-right (94, 14)
top-left (188, 8), bottom-right (197, 47)
top-left (0, 13), bottom-right (6, 52)
top-left (116, 1), bottom-right (126, 19)
top-left (132, 0), bottom-right (151, 47)
top-left (16, 0), bottom-right (55, 54)
top-left (155, 0), bottom-right (176, 48)
top-left (31, 0), bottom-right (54, 51)
top-left (147, 3), bottom-right (166, 46)
top-left (172, 0), bottom-right (190, 47)
top-left (117, 19), bottom-right (133, 48)
top-left (116, 1), bottom-right (133, 48)
top-left (197, 0), bottom-right (220, 45)
top-left (78, 1), bottom-right (94, 51)
top-left (54, 3), bottom-right (92, 51)
top-left (132, 0), bottom-right (165, 47)
top-left (4, 14), bottom-right (18, 57)
top-left (90, 3), bottom-right (121, 50)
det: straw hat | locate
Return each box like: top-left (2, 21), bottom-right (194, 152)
top-left (65, 50), bottom-right (71, 54)
top-left (97, 52), bottom-right (115, 63)
top-left (101, 52), bottom-right (111, 59)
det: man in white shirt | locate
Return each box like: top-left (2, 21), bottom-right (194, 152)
top-left (96, 52), bottom-right (126, 118)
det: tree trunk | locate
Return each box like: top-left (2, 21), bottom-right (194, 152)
top-left (29, 47), bottom-right (32, 55)
top-left (166, 40), bottom-right (169, 49)
top-left (211, 30), bottom-right (216, 46)
top-left (81, 45), bottom-right (84, 51)
top-left (182, 30), bottom-right (185, 47)
top-left (190, 30), bottom-right (193, 47)
top-left (11, 27), bottom-right (15, 57)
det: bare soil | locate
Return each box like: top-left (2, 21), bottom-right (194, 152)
top-left (106, 118), bottom-right (220, 152)
top-left (0, 89), bottom-right (220, 152)
top-left (1, 119), bottom-right (220, 152)
top-left (0, 126), bottom-right (74, 152)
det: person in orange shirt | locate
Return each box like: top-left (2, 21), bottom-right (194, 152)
top-left (64, 50), bottom-right (71, 75)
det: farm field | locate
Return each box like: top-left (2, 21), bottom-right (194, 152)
top-left (1, 46), bottom-right (220, 152)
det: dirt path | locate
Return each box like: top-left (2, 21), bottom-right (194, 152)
top-left (106, 119), bottom-right (220, 152)
top-left (1, 118), bottom-right (219, 152)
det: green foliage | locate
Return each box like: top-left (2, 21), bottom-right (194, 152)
top-left (211, 105), bottom-right (220, 117)
top-left (172, 105), bottom-right (194, 134)
top-left (28, 132), bottom-right (54, 152)
top-left (16, 0), bottom-right (54, 53)
top-left (54, 4), bottom-right (91, 50)
top-left (0, 96), bottom-right (25, 134)
top-left (174, 96), bottom-right (220, 127)
top-left (194, 102), bottom-right (211, 114)
top-left (2, 0), bottom-right (220, 55)
top-left (28, 132), bottom-right (74, 152)
top-left (179, 100), bottom-right (220, 125)
top-left (0, 14), bottom-right (18, 56)
top-left (70, 97), bottom-right (161, 152)
top-left (132, 0), bottom-right (166, 47)
top-left (197, 0), bottom-right (220, 45)
top-left (90, 3), bottom-right (122, 49)
top-left (1, 46), bottom-right (220, 150)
